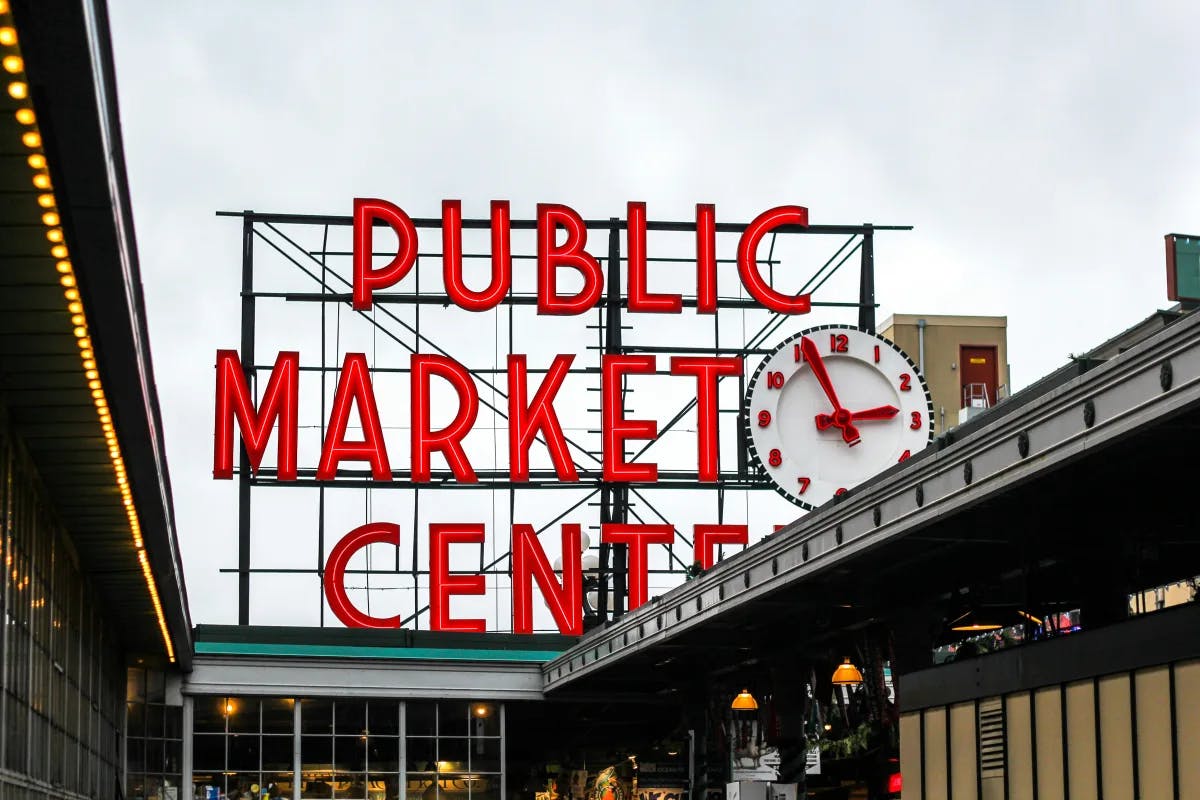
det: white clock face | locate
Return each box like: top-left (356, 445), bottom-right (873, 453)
top-left (745, 325), bottom-right (933, 509)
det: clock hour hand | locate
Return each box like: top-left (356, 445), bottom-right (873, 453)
top-left (816, 404), bottom-right (900, 426)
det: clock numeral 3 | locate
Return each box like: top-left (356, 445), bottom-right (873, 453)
top-left (797, 477), bottom-right (811, 494)
top-left (899, 373), bottom-right (912, 391)
top-left (898, 449), bottom-right (911, 462)
top-left (757, 410), bottom-right (772, 427)
top-left (768, 448), bottom-right (782, 467)
top-left (910, 411), bottom-right (922, 430)
top-left (766, 371), bottom-right (784, 389)
top-left (829, 333), bottom-right (848, 353)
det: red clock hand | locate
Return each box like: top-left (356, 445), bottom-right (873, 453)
top-left (816, 405), bottom-right (899, 427)
top-left (800, 337), bottom-right (860, 444)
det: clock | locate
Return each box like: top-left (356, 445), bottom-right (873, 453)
top-left (745, 324), bottom-right (933, 509)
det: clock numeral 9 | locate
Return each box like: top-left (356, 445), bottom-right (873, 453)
top-left (829, 333), bottom-right (848, 353)
top-left (797, 477), bottom-right (811, 494)
top-left (766, 371), bottom-right (784, 389)
top-left (768, 448), bottom-right (782, 467)
top-left (910, 411), bottom-right (922, 430)
top-left (757, 410), bottom-right (772, 427)
top-left (899, 373), bottom-right (912, 391)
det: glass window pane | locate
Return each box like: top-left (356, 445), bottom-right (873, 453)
top-left (335, 773), bottom-right (367, 800)
top-left (438, 737), bottom-right (468, 771)
top-left (228, 698), bottom-right (260, 734)
top-left (195, 697), bottom-right (229, 734)
top-left (301, 767), bottom-right (335, 799)
top-left (146, 738), bottom-right (164, 773)
top-left (263, 698), bottom-right (294, 734)
top-left (147, 704), bottom-right (165, 739)
top-left (367, 701), bottom-right (398, 736)
top-left (128, 737), bottom-right (146, 773)
top-left (334, 734), bottom-right (367, 772)
top-left (193, 734), bottom-right (226, 770)
top-left (301, 735), bottom-right (333, 770)
top-left (228, 774), bottom-right (262, 800)
top-left (263, 735), bottom-right (293, 771)
top-left (228, 733), bottom-right (261, 771)
top-left (126, 668), bottom-right (146, 703)
top-left (468, 703), bottom-right (499, 738)
top-left (334, 701), bottom-right (366, 736)
top-left (147, 670), bottom-right (166, 703)
top-left (127, 702), bottom-right (145, 737)
top-left (166, 705), bottom-right (183, 739)
top-left (438, 702), bottom-right (469, 737)
top-left (367, 736), bottom-right (399, 771)
top-left (263, 774), bottom-right (294, 800)
top-left (405, 737), bottom-right (435, 773)
top-left (302, 699), bottom-right (333, 735)
top-left (165, 738), bottom-right (182, 773)
top-left (367, 774), bottom-right (400, 800)
top-left (469, 737), bottom-right (500, 774)
top-left (405, 703), bottom-right (435, 736)
top-left (193, 773), bottom-right (226, 800)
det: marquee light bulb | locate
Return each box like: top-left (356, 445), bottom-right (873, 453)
top-left (2, 55), bottom-right (21, 73)
top-left (56, 260), bottom-right (71, 273)
top-left (27, 153), bottom-right (44, 169)
top-left (22, 131), bottom-right (40, 149)
top-left (32, 173), bottom-right (50, 189)
top-left (15, 107), bottom-right (33, 124)
top-left (6, 81), bottom-right (25, 99)
top-left (51, 244), bottom-right (67, 258)
top-left (38, 193), bottom-right (55, 208)
top-left (0, 27), bottom-right (15, 46)
top-left (42, 211), bottom-right (59, 226)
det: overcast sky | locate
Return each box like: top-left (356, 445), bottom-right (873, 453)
top-left (106, 2), bottom-right (1200, 628)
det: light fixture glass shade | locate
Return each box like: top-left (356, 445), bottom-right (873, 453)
top-left (831, 658), bottom-right (864, 686)
top-left (949, 609), bottom-right (1003, 632)
top-left (730, 688), bottom-right (758, 710)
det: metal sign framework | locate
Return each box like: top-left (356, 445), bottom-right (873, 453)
top-left (217, 209), bottom-right (910, 629)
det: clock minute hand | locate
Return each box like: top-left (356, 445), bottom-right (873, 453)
top-left (800, 337), bottom-right (861, 444)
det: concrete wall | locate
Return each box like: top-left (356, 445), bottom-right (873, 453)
top-left (880, 314), bottom-right (1008, 434)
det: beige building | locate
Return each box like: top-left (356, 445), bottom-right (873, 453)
top-left (880, 314), bottom-right (1010, 434)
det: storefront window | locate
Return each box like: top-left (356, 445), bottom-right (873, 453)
top-left (192, 699), bottom-right (503, 800)
top-left (126, 667), bottom-right (184, 800)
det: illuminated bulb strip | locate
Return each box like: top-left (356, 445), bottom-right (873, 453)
top-left (2, 13), bottom-right (175, 663)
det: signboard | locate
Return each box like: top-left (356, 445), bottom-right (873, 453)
top-left (214, 201), bottom-right (914, 631)
top-left (1166, 233), bottom-right (1200, 302)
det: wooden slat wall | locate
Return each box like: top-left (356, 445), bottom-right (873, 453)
top-left (898, 656), bottom-right (1200, 799)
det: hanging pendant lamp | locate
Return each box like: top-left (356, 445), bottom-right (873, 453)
top-left (949, 608), bottom-right (1003, 632)
top-left (831, 657), bottom-right (864, 686)
top-left (730, 688), bottom-right (758, 710)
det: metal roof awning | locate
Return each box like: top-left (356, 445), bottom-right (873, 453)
top-left (2, 0), bottom-right (191, 667)
top-left (540, 307), bottom-right (1200, 697)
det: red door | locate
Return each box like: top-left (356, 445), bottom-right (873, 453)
top-left (960, 345), bottom-right (998, 408)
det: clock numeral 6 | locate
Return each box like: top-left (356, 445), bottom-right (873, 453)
top-left (766, 371), bottom-right (785, 389)
top-left (835, 487), bottom-right (847, 496)
top-left (768, 448), bottom-right (782, 467)
top-left (910, 411), bottom-right (922, 430)
top-left (899, 373), bottom-right (912, 391)
top-left (797, 476), bottom-right (811, 494)
top-left (757, 410), bottom-right (772, 427)
top-left (829, 333), bottom-right (848, 353)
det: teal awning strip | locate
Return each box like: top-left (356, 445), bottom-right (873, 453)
top-left (195, 641), bottom-right (563, 662)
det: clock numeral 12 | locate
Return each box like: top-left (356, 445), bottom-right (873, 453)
top-left (794, 343), bottom-right (802, 363)
top-left (766, 371), bottom-right (784, 389)
top-left (874, 345), bottom-right (880, 363)
top-left (830, 333), bottom-right (848, 353)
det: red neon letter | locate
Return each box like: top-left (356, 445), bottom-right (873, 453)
top-left (442, 199), bottom-right (512, 311)
top-left (317, 353), bottom-right (391, 481)
top-left (323, 522), bottom-right (401, 628)
top-left (627, 202), bottom-right (682, 313)
top-left (696, 204), bottom-right (718, 314)
top-left (670, 356), bottom-right (741, 481)
top-left (213, 349), bottom-right (298, 480)
top-left (600, 524), bottom-right (674, 610)
top-left (737, 205), bottom-right (811, 314)
top-left (429, 523), bottom-right (486, 632)
top-left (693, 524), bottom-right (748, 570)
top-left (536, 203), bottom-right (603, 315)
top-left (602, 355), bottom-right (658, 482)
top-left (411, 355), bottom-right (479, 483)
top-left (508, 354), bottom-right (578, 482)
top-left (512, 524), bottom-right (582, 635)
top-left (353, 198), bottom-right (418, 311)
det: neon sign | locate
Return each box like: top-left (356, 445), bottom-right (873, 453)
top-left (214, 200), bottom-right (822, 634)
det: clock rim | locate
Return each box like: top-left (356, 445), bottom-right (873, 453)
top-left (744, 323), bottom-right (935, 510)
